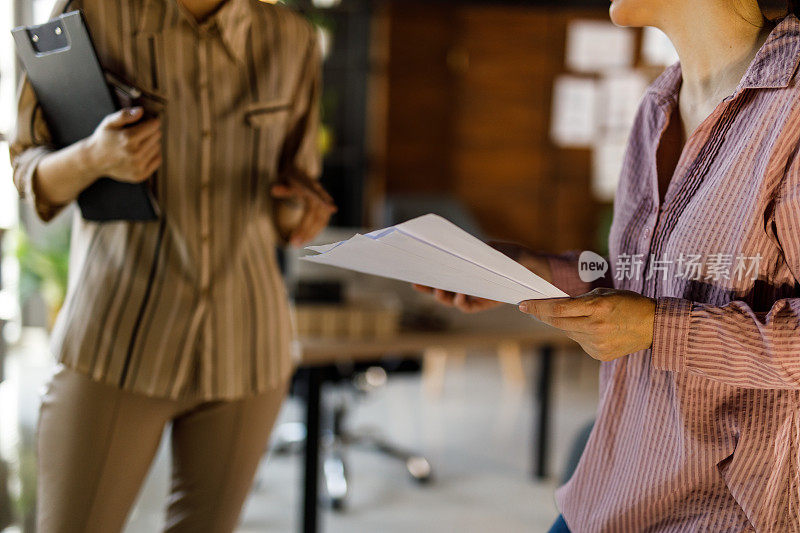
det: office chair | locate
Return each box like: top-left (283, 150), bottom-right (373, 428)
top-left (272, 362), bottom-right (433, 510)
top-left (272, 196), bottom-right (483, 510)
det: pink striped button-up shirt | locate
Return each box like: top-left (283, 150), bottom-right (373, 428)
top-left (550, 15), bottom-right (800, 532)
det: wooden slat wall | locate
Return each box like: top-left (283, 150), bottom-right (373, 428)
top-left (382, 2), bottom-right (609, 252)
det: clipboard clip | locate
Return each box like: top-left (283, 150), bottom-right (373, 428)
top-left (25, 18), bottom-right (70, 55)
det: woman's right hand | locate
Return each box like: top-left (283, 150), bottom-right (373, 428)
top-left (85, 107), bottom-right (162, 183)
top-left (412, 285), bottom-right (503, 313)
top-left (32, 107), bottom-right (162, 210)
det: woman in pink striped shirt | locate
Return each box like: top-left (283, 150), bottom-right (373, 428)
top-left (420, 0), bottom-right (800, 530)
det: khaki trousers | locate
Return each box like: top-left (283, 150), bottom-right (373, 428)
top-left (36, 365), bottom-right (287, 533)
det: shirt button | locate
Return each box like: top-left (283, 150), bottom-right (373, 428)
top-left (201, 129), bottom-right (211, 138)
top-left (643, 228), bottom-right (651, 237)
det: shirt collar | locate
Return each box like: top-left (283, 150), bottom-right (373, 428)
top-left (142, 0), bottom-right (251, 64)
top-left (740, 14), bottom-right (800, 90)
top-left (210, 0), bottom-right (252, 65)
top-left (648, 14), bottom-right (800, 99)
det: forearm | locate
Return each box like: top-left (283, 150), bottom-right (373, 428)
top-left (34, 138), bottom-right (101, 206)
top-left (488, 242), bottom-right (554, 283)
top-left (544, 251), bottom-right (612, 297)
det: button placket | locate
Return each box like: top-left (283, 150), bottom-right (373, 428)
top-left (198, 37), bottom-right (212, 296)
top-left (639, 211), bottom-right (659, 294)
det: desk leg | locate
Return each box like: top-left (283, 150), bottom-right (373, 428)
top-left (533, 345), bottom-right (554, 479)
top-left (302, 367), bottom-right (322, 533)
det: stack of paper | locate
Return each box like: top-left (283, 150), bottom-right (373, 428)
top-left (301, 214), bottom-right (568, 305)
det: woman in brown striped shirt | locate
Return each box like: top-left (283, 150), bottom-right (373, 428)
top-left (10, 0), bottom-right (335, 531)
top-left (422, 0), bottom-right (800, 530)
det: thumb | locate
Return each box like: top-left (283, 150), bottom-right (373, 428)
top-left (106, 107), bottom-right (143, 128)
top-left (270, 183), bottom-right (299, 199)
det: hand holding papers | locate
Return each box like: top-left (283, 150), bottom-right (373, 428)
top-left (301, 214), bottom-right (568, 305)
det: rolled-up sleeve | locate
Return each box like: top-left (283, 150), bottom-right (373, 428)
top-left (278, 28), bottom-right (322, 183)
top-left (651, 295), bottom-right (800, 389)
top-left (651, 147), bottom-right (800, 389)
top-left (8, 76), bottom-right (66, 222)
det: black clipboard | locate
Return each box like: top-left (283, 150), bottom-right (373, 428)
top-left (12, 11), bottom-right (160, 222)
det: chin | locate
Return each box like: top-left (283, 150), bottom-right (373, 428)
top-left (609, 0), bottom-right (652, 28)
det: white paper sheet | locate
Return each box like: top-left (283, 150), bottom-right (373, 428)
top-left (597, 71), bottom-right (647, 138)
top-left (565, 20), bottom-right (635, 73)
top-left (301, 214), bottom-right (568, 305)
top-left (592, 138), bottom-right (628, 202)
top-left (550, 75), bottom-right (598, 148)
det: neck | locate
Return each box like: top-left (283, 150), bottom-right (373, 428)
top-left (660, 2), bottom-right (771, 103)
top-left (179, 0), bottom-right (228, 22)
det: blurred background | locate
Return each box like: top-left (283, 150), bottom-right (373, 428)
top-left (0, 0), bottom-right (687, 531)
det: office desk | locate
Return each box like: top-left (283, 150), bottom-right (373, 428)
top-left (296, 325), bottom-right (576, 533)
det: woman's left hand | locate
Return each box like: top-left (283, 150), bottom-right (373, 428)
top-left (271, 177), bottom-right (337, 247)
top-left (518, 288), bottom-right (656, 362)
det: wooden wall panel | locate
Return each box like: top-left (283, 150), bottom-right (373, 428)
top-left (384, 2), bottom-right (607, 252)
top-left (384, 4), bottom-right (457, 194)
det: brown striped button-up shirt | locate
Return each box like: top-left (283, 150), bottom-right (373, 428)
top-left (10, 0), bottom-right (321, 400)
top-left (550, 16), bottom-right (800, 532)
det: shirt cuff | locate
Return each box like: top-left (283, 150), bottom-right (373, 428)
top-left (546, 253), bottom-right (590, 297)
top-left (14, 146), bottom-right (65, 222)
top-left (651, 297), bottom-right (692, 372)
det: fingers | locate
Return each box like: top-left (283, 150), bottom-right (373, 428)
top-left (269, 183), bottom-right (299, 199)
top-left (142, 150), bottom-right (163, 177)
top-left (414, 286), bottom-right (500, 313)
top-left (135, 127), bottom-right (162, 155)
top-left (270, 179), bottom-right (337, 212)
top-left (124, 149), bottom-right (161, 183)
top-left (126, 118), bottom-right (162, 147)
top-left (289, 212), bottom-right (322, 246)
top-left (434, 289), bottom-right (457, 306)
top-left (270, 181), bottom-right (318, 202)
top-left (289, 209), bottom-right (316, 246)
top-left (453, 292), bottom-right (497, 313)
top-left (307, 179), bottom-right (335, 204)
top-left (518, 296), bottom-right (599, 337)
top-left (518, 296), bottom-right (594, 318)
top-left (520, 299), bottom-right (598, 336)
top-left (119, 127), bottom-right (162, 183)
top-left (271, 178), bottom-right (337, 247)
top-left (465, 298), bottom-right (501, 313)
top-left (286, 194), bottom-right (337, 246)
top-left (139, 139), bottom-right (162, 166)
top-left (535, 314), bottom-right (594, 333)
top-left (106, 107), bottom-right (144, 128)
top-left (118, 119), bottom-right (161, 181)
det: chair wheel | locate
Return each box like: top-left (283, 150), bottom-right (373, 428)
top-left (412, 471), bottom-right (433, 485)
top-left (330, 496), bottom-right (346, 511)
top-left (406, 456), bottom-right (433, 484)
